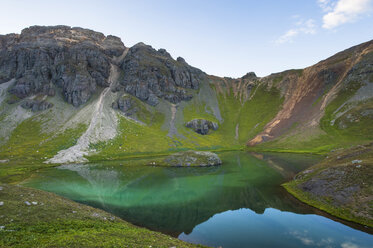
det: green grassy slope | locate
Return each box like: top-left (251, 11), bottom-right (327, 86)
top-left (70, 81), bottom-right (284, 161)
top-left (0, 116), bottom-right (86, 183)
top-left (283, 143), bottom-right (373, 227)
top-left (0, 184), bottom-right (203, 248)
top-left (254, 82), bottom-right (373, 154)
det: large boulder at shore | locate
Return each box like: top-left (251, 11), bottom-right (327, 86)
top-left (185, 119), bottom-right (218, 135)
top-left (162, 151), bottom-right (222, 167)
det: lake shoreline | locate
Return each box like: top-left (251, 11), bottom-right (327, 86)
top-left (282, 143), bottom-right (373, 228)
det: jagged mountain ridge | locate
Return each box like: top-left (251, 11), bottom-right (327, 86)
top-left (0, 25), bottom-right (204, 108)
top-left (0, 25), bottom-right (372, 163)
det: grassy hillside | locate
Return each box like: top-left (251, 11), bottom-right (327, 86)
top-left (283, 143), bottom-right (373, 227)
top-left (0, 184), bottom-right (203, 248)
top-left (254, 81), bottom-right (373, 154)
top-left (0, 116), bottom-right (86, 183)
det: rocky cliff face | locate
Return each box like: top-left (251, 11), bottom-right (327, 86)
top-left (117, 42), bottom-right (205, 106)
top-left (0, 26), bottom-right (126, 107)
top-left (0, 26), bottom-right (206, 109)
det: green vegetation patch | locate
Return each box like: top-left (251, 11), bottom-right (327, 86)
top-left (88, 115), bottom-right (172, 161)
top-left (170, 83), bottom-right (284, 153)
top-left (0, 117), bottom-right (86, 183)
top-left (0, 184), bottom-right (203, 248)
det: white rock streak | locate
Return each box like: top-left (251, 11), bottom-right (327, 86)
top-left (46, 87), bottom-right (114, 163)
top-left (47, 49), bottom-right (128, 164)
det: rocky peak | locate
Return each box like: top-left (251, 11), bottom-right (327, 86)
top-left (118, 42), bottom-right (206, 105)
top-left (0, 25), bottom-right (207, 109)
top-left (242, 72), bottom-right (257, 80)
top-left (0, 25), bottom-right (126, 107)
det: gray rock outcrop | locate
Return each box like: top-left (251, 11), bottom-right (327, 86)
top-left (112, 95), bottom-right (137, 116)
top-left (118, 43), bottom-right (206, 105)
top-left (185, 119), bottom-right (218, 135)
top-left (21, 99), bottom-right (53, 112)
top-left (0, 26), bottom-right (206, 109)
top-left (0, 25), bottom-right (126, 107)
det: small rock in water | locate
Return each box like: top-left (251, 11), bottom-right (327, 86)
top-left (25, 201), bottom-right (31, 206)
top-left (352, 159), bottom-right (362, 164)
top-left (32, 201), bottom-right (37, 205)
top-left (163, 150), bottom-right (222, 167)
top-left (0, 202), bottom-right (3, 206)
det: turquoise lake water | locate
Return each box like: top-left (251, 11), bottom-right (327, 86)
top-left (24, 151), bottom-right (373, 248)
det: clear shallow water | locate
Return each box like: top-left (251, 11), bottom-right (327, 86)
top-left (24, 152), bottom-right (373, 248)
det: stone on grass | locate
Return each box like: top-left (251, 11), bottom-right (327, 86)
top-left (185, 119), bottom-right (219, 135)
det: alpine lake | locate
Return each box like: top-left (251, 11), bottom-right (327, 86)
top-left (23, 151), bottom-right (373, 248)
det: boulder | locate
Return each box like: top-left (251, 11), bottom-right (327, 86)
top-left (185, 119), bottom-right (218, 135)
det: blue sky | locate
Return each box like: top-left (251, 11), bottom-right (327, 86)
top-left (1, 0), bottom-right (372, 77)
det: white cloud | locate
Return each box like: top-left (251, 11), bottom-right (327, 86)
top-left (288, 230), bottom-right (315, 246)
top-left (275, 19), bottom-right (316, 44)
top-left (299, 19), bottom-right (317, 34)
top-left (318, 0), bottom-right (335, 12)
top-left (276, 29), bottom-right (298, 44)
top-left (341, 242), bottom-right (360, 248)
top-left (321, 0), bottom-right (373, 29)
